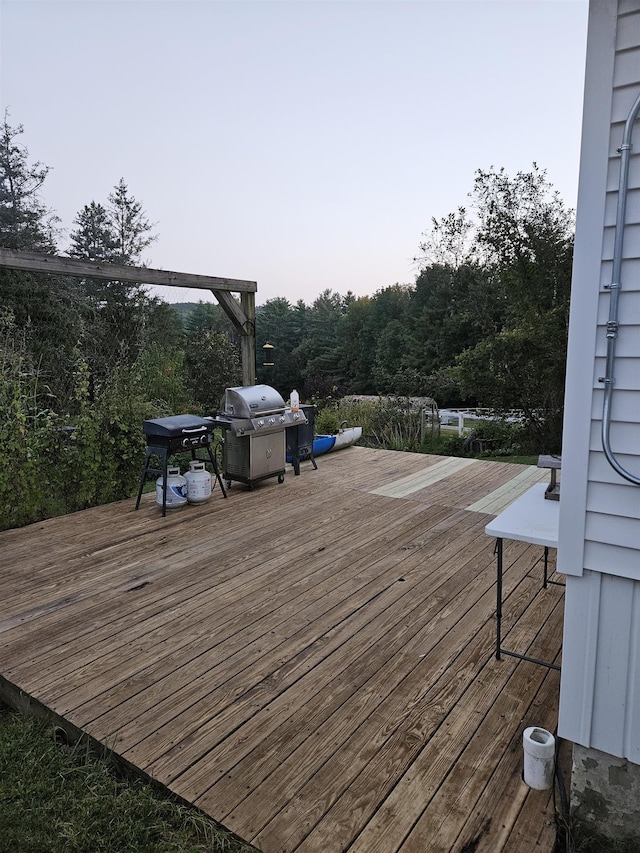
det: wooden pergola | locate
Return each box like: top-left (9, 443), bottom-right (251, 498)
top-left (0, 248), bottom-right (258, 385)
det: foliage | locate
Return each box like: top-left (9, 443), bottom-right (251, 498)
top-left (136, 344), bottom-right (192, 416)
top-left (462, 418), bottom-right (526, 457)
top-left (183, 329), bottom-right (242, 414)
top-left (0, 110), bottom-right (59, 252)
top-left (0, 114), bottom-right (83, 408)
top-left (255, 297), bottom-right (307, 395)
top-left (414, 206), bottom-right (474, 269)
top-left (68, 179), bottom-right (161, 383)
top-left (314, 396), bottom-right (429, 452)
top-left (184, 301), bottom-right (231, 335)
top-left (566, 818), bottom-right (640, 853)
top-left (298, 289), bottom-right (352, 395)
top-left (68, 201), bottom-right (118, 262)
top-left (454, 319), bottom-right (566, 453)
top-left (107, 177), bottom-right (158, 266)
top-left (0, 266), bottom-right (84, 409)
top-left (70, 361), bottom-right (149, 508)
top-left (0, 309), bottom-right (60, 529)
top-left (427, 165), bottom-right (573, 451)
top-left (335, 295), bottom-right (376, 393)
top-left (0, 705), bottom-right (256, 852)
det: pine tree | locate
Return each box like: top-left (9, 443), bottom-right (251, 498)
top-left (68, 181), bottom-right (159, 382)
top-left (0, 111), bottom-right (59, 252)
top-left (68, 201), bottom-right (118, 262)
top-left (107, 178), bottom-right (157, 266)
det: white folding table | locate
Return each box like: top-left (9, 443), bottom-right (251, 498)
top-left (485, 482), bottom-right (562, 670)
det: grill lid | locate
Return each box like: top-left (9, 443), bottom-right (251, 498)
top-left (143, 414), bottom-right (214, 439)
top-left (220, 384), bottom-right (286, 419)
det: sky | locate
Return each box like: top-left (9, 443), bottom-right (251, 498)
top-left (1, 0), bottom-right (589, 307)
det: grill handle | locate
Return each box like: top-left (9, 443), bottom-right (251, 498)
top-left (181, 426), bottom-right (208, 434)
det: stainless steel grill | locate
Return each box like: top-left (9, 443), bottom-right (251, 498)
top-left (213, 385), bottom-right (307, 488)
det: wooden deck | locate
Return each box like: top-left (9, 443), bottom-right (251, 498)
top-left (0, 447), bottom-right (565, 852)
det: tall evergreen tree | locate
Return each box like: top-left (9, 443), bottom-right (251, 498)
top-left (0, 112), bottom-right (59, 252)
top-left (0, 114), bottom-right (82, 407)
top-left (107, 178), bottom-right (157, 266)
top-left (68, 201), bottom-right (118, 262)
top-left (68, 179), bottom-right (160, 383)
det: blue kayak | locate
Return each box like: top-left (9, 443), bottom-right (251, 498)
top-left (287, 427), bottom-right (362, 462)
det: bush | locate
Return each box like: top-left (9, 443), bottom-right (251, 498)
top-left (0, 310), bottom-right (61, 529)
top-left (463, 418), bottom-right (524, 457)
top-left (312, 395), bottom-right (430, 452)
top-left (57, 360), bottom-right (149, 511)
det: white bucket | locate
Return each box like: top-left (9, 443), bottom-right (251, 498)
top-left (185, 460), bottom-right (212, 504)
top-left (156, 466), bottom-right (187, 509)
top-left (523, 726), bottom-right (555, 790)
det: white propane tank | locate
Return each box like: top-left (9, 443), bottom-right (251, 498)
top-left (156, 466), bottom-right (187, 509)
top-left (185, 460), bottom-right (212, 504)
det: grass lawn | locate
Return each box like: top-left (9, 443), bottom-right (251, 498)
top-left (0, 704), bottom-right (255, 853)
top-left (489, 454), bottom-right (538, 465)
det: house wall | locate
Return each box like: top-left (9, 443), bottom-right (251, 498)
top-left (558, 0), bottom-right (640, 764)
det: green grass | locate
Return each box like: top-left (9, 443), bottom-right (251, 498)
top-left (0, 704), bottom-right (256, 853)
top-left (489, 454), bottom-right (538, 465)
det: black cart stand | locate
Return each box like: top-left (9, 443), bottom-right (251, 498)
top-left (135, 415), bottom-right (227, 516)
top-left (286, 404), bottom-right (317, 476)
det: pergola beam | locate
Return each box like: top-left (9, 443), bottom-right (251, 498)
top-left (0, 248), bottom-right (256, 293)
top-left (0, 248), bottom-right (257, 385)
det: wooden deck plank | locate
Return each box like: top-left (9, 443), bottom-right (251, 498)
top-left (251, 571), bottom-right (563, 853)
top-left (28, 492), bottom-right (420, 704)
top-left (125, 508), bottom-right (485, 785)
top-left (399, 604), bottom-right (564, 852)
top-left (370, 457), bottom-right (477, 497)
top-left (467, 466), bottom-right (549, 515)
top-left (183, 518), bottom-right (496, 822)
top-left (341, 592), bottom-right (563, 853)
top-left (0, 446), bottom-right (565, 853)
top-left (66, 501), bottom-right (451, 731)
top-left (237, 567), bottom-right (500, 848)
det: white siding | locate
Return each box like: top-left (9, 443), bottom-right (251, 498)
top-left (559, 572), bottom-right (640, 764)
top-left (558, 0), bottom-right (640, 760)
top-left (559, 0), bottom-right (640, 578)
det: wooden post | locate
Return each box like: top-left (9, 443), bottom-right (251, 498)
top-left (241, 291), bottom-right (256, 385)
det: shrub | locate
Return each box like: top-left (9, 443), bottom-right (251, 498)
top-left (0, 310), bottom-right (60, 530)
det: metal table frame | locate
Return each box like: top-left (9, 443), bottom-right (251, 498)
top-left (485, 483), bottom-right (563, 671)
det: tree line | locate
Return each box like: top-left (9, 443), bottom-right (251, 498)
top-left (257, 166), bottom-right (573, 454)
top-left (0, 112), bottom-right (572, 528)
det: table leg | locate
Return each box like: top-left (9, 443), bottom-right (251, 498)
top-left (496, 537), bottom-right (503, 660)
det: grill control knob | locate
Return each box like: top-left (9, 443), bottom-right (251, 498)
top-left (268, 417), bottom-right (275, 425)
top-left (257, 419), bottom-right (265, 428)
top-left (279, 415), bottom-right (285, 423)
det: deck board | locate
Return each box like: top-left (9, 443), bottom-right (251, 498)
top-left (0, 447), bottom-right (565, 852)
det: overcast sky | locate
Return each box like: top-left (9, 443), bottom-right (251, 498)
top-left (1, 0), bottom-right (589, 307)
